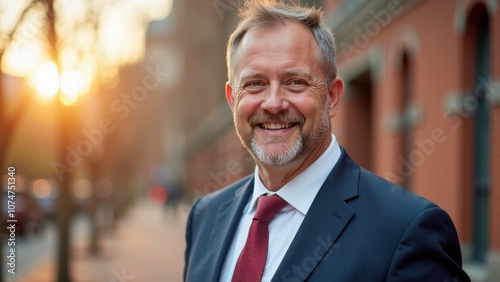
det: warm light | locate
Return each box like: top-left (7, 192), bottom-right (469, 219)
top-left (61, 70), bottom-right (85, 97)
top-left (32, 179), bottom-right (53, 198)
top-left (31, 62), bottom-right (59, 98)
top-left (29, 62), bottom-right (89, 105)
top-left (60, 70), bottom-right (87, 105)
top-left (59, 93), bottom-right (79, 106)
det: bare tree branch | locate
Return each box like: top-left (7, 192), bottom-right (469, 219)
top-left (0, 0), bottom-right (42, 55)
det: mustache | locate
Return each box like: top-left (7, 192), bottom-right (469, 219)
top-left (249, 112), bottom-right (305, 125)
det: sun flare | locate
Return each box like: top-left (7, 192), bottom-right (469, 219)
top-left (30, 61), bottom-right (59, 99)
top-left (29, 61), bottom-right (90, 105)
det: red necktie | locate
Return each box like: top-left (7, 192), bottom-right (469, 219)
top-left (232, 195), bottom-right (288, 282)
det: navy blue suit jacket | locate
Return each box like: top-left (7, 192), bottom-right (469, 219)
top-left (184, 149), bottom-right (470, 281)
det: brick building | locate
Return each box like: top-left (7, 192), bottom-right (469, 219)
top-left (163, 0), bottom-right (499, 280)
top-left (322, 0), bottom-right (500, 280)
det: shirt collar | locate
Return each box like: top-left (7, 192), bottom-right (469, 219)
top-left (247, 134), bottom-right (341, 215)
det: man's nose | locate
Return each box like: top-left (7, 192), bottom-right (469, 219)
top-left (261, 85), bottom-right (289, 114)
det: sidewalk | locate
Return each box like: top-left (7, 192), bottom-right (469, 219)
top-left (14, 199), bottom-right (188, 282)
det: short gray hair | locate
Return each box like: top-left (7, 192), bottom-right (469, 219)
top-left (226, 0), bottom-right (337, 83)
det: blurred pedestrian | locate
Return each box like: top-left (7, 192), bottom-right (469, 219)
top-left (184, 1), bottom-right (470, 281)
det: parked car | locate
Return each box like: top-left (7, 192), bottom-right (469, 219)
top-left (2, 191), bottom-right (45, 236)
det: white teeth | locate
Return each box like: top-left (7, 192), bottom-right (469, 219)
top-left (262, 123), bottom-right (292, 130)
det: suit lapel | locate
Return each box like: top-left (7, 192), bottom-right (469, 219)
top-left (206, 177), bottom-right (254, 281)
top-left (273, 150), bottom-right (360, 281)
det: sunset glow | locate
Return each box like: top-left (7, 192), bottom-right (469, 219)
top-left (60, 70), bottom-right (87, 105)
top-left (30, 61), bottom-right (91, 105)
top-left (30, 61), bottom-right (59, 99)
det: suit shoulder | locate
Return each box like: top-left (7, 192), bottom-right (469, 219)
top-left (357, 168), bottom-right (438, 213)
top-left (193, 174), bottom-right (253, 211)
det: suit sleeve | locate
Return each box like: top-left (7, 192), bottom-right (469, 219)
top-left (386, 206), bottom-right (470, 282)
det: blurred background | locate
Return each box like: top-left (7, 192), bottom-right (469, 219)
top-left (0, 0), bottom-right (498, 281)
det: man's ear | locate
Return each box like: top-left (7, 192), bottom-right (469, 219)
top-left (225, 81), bottom-right (235, 111)
top-left (328, 77), bottom-right (344, 118)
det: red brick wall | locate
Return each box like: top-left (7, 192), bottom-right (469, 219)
top-left (332, 0), bottom-right (500, 244)
top-left (321, 0), bottom-right (341, 11)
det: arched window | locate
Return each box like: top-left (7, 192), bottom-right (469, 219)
top-left (345, 70), bottom-right (374, 170)
top-left (463, 3), bottom-right (491, 264)
top-left (399, 51), bottom-right (413, 189)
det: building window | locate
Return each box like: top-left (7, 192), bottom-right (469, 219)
top-left (465, 4), bottom-right (491, 264)
top-left (345, 71), bottom-right (373, 170)
top-left (400, 52), bottom-right (413, 189)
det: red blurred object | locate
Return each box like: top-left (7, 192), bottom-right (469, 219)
top-left (148, 185), bottom-right (168, 204)
top-left (2, 191), bottom-right (45, 235)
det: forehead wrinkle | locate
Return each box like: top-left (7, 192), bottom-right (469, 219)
top-left (236, 65), bottom-right (324, 90)
top-left (239, 70), bottom-right (264, 82)
top-left (279, 68), bottom-right (313, 79)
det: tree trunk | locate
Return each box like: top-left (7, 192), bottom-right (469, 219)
top-left (46, 0), bottom-right (73, 280)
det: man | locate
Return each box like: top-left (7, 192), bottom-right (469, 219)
top-left (184, 1), bottom-right (470, 281)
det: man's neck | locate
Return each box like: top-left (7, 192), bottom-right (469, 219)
top-left (256, 134), bottom-right (332, 191)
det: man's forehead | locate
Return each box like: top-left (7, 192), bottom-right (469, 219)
top-left (238, 67), bottom-right (313, 81)
top-left (239, 21), bottom-right (315, 49)
top-left (233, 22), bottom-right (319, 77)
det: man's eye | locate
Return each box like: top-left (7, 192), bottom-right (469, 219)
top-left (286, 79), bottom-right (307, 91)
top-left (290, 80), bottom-right (305, 85)
top-left (246, 81), bottom-right (264, 87)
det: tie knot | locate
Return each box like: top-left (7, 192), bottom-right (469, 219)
top-left (254, 195), bottom-right (287, 223)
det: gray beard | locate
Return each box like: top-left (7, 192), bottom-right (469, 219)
top-left (240, 99), bottom-right (332, 166)
top-left (249, 106), bottom-right (331, 166)
top-left (250, 133), bottom-right (304, 166)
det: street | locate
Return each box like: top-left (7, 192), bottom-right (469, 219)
top-left (2, 199), bottom-right (187, 282)
top-left (2, 213), bottom-right (89, 280)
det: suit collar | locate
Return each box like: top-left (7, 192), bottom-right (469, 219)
top-left (327, 147), bottom-right (360, 201)
top-left (251, 136), bottom-right (343, 216)
top-left (272, 148), bottom-right (360, 281)
top-left (206, 177), bottom-right (254, 281)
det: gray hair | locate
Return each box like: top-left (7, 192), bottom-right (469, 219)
top-left (226, 0), bottom-right (337, 84)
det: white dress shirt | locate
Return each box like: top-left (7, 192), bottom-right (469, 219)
top-left (220, 134), bottom-right (341, 282)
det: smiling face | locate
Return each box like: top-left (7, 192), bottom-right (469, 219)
top-left (226, 21), bottom-right (343, 168)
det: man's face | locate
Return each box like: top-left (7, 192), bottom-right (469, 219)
top-left (226, 22), bottom-right (342, 166)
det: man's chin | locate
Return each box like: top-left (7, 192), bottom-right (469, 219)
top-left (255, 155), bottom-right (293, 166)
top-left (251, 143), bottom-right (303, 166)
